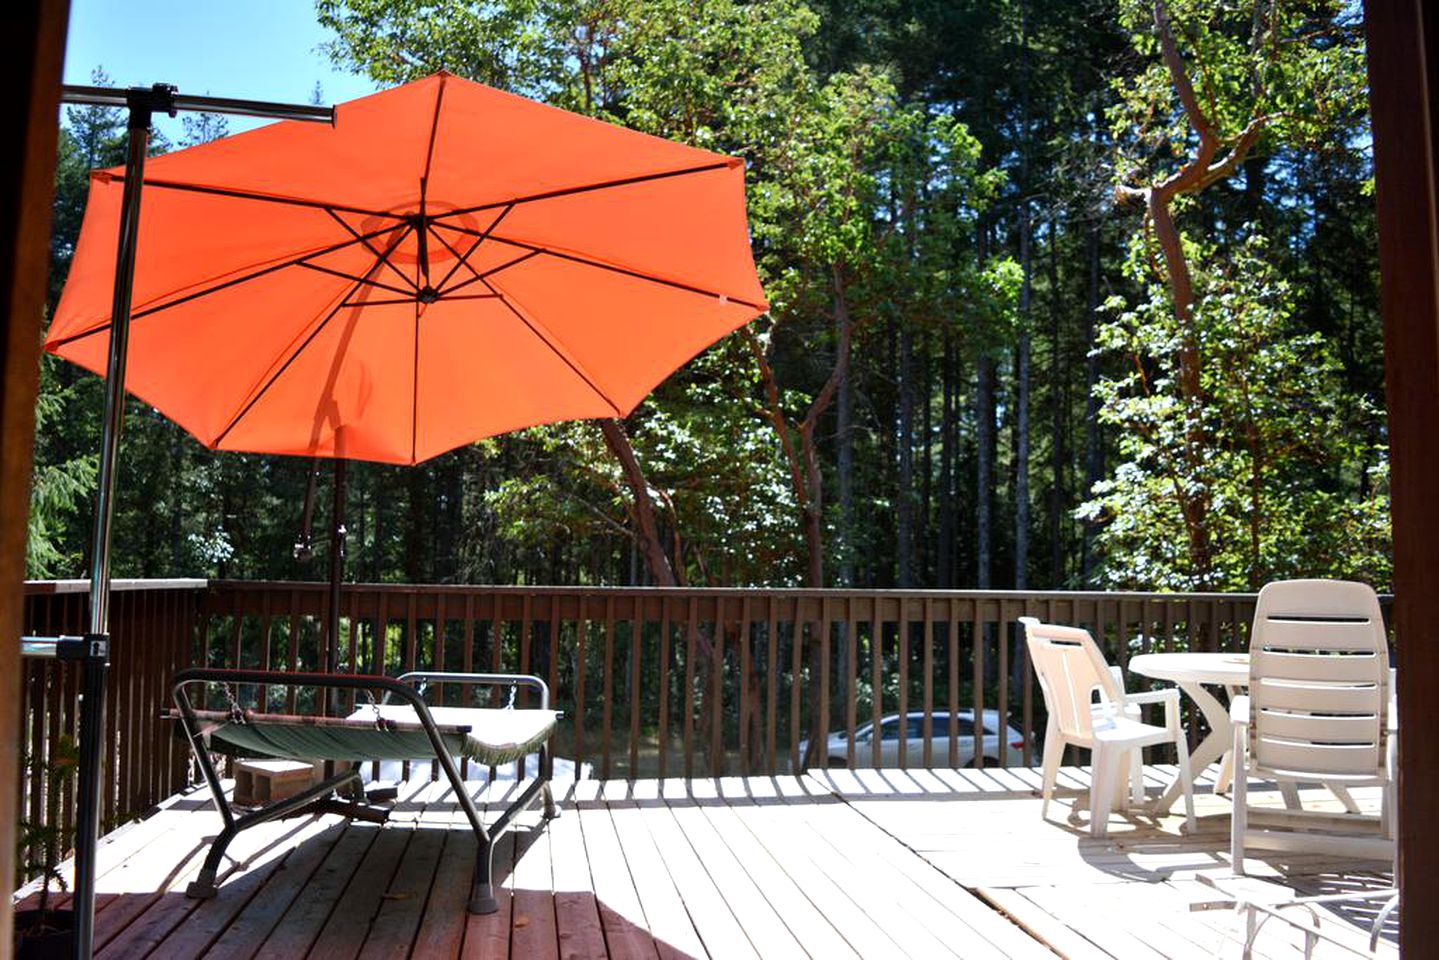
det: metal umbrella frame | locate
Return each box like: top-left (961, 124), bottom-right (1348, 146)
top-left (23, 83), bottom-right (334, 960)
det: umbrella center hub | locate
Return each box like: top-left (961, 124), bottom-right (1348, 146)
top-left (418, 285), bottom-right (439, 304)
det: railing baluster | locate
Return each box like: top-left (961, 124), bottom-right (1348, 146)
top-left (602, 597), bottom-right (614, 781)
top-left (630, 608), bottom-right (642, 779)
top-left (898, 597), bottom-right (909, 770)
top-left (971, 602), bottom-right (984, 769)
top-left (659, 601), bottom-right (671, 780)
top-left (684, 595), bottom-right (698, 780)
top-left (922, 598), bottom-right (934, 769)
top-left (947, 598), bottom-right (959, 769)
top-left (765, 598), bottom-right (778, 776)
top-left (871, 600), bottom-right (882, 770)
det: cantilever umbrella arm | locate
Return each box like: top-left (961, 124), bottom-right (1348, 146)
top-left (21, 83), bottom-right (333, 960)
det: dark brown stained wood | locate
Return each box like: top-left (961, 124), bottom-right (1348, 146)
top-left (843, 603), bottom-right (857, 769)
top-left (602, 597), bottom-right (615, 779)
top-left (922, 598), bottom-right (935, 768)
top-left (629, 614), bottom-right (642, 778)
top-left (870, 604), bottom-right (882, 769)
top-left (575, 615), bottom-right (588, 775)
top-left (788, 612), bottom-right (802, 773)
top-left (897, 600), bottom-right (909, 770)
top-left (766, 603), bottom-right (779, 775)
top-left (1364, 1), bottom-right (1439, 953)
top-left (817, 603), bottom-right (831, 772)
top-left (948, 603), bottom-right (960, 768)
top-left (711, 600), bottom-right (724, 775)
top-left (683, 597), bottom-right (698, 779)
top-left (971, 609), bottom-right (984, 768)
top-left (742, 595), bottom-right (754, 777)
top-left (0, 1), bottom-right (69, 943)
top-left (659, 608), bottom-right (671, 780)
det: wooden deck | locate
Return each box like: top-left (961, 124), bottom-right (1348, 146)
top-left (20, 765), bottom-right (1397, 959)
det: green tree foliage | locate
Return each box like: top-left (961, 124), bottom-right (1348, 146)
top-left (31, 1), bottom-right (1390, 596)
top-left (1082, 234), bottom-right (1389, 589)
top-left (1086, 0), bottom-right (1379, 590)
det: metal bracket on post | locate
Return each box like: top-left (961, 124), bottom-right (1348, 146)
top-left (57, 634), bottom-right (109, 663)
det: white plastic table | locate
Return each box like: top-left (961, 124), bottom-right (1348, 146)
top-left (1127, 651), bottom-right (1250, 813)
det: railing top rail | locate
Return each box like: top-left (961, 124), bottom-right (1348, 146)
top-left (25, 578), bottom-right (210, 595)
top-left (203, 580), bottom-right (1280, 601)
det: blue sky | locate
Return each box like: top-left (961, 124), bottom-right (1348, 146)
top-left (63, 0), bottom-right (381, 141)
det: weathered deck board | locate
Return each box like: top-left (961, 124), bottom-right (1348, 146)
top-left (14, 765), bottom-right (1398, 959)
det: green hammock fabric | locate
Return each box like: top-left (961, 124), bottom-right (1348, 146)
top-left (208, 704), bottom-right (558, 766)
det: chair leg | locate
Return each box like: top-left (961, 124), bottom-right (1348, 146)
top-left (1040, 724), bottom-right (1063, 820)
top-left (1090, 747), bottom-right (1115, 838)
top-left (1128, 750), bottom-right (1145, 808)
top-left (1231, 723), bottom-right (1248, 876)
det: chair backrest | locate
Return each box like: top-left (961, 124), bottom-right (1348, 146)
top-left (1248, 579), bottom-right (1389, 778)
top-left (1021, 618), bottom-right (1125, 742)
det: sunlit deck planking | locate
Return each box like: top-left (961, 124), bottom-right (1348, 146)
top-left (17, 765), bottom-right (1397, 959)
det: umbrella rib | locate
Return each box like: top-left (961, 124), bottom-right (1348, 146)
top-left (429, 204), bottom-right (514, 292)
top-left (427, 161), bottom-right (734, 220)
top-left (295, 261), bottom-right (418, 298)
top-left (325, 210), bottom-right (418, 292)
top-left (108, 176), bottom-right (410, 221)
top-left (212, 229), bottom-right (411, 449)
top-left (481, 276), bottom-right (623, 417)
top-left (436, 250), bottom-right (540, 298)
top-left (431, 223), bottom-right (765, 310)
top-left (47, 222), bottom-right (407, 350)
top-left (420, 74), bottom-right (446, 198)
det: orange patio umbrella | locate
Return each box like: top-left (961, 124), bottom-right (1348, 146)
top-left (47, 72), bottom-right (768, 465)
top-left (44, 77), bottom-right (766, 950)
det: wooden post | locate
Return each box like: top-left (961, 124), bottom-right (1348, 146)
top-left (0, 1), bottom-right (71, 954)
top-left (1364, 1), bottom-right (1439, 951)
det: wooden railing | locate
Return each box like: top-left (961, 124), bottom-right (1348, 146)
top-left (21, 579), bottom-right (1389, 875)
top-left (18, 580), bottom-right (204, 874)
top-left (197, 582), bottom-right (1280, 780)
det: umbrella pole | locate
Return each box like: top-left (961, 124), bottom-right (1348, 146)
top-left (74, 89), bottom-right (159, 960)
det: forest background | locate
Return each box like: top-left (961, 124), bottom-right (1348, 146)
top-left (30, 0), bottom-right (1391, 598)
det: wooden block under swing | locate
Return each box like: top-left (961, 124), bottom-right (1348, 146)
top-left (232, 758), bottom-right (318, 807)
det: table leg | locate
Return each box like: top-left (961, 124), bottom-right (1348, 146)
top-left (1153, 680), bottom-right (1231, 814)
top-left (1213, 684), bottom-right (1243, 794)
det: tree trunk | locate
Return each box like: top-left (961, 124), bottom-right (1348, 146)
top-left (897, 323), bottom-right (915, 587)
top-left (836, 307), bottom-right (855, 587)
top-left (976, 357), bottom-right (995, 589)
top-left (1014, 206), bottom-right (1032, 591)
top-left (599, 418), bottom-right (679, 588)
top-left (938, 334), bottom-right (955, 586)
top-left (1047, 216), bottom-right (1065, 587)
top-left (1081, 221), bottom-right (1103, 586)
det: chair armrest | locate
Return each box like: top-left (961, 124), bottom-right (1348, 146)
top-left (1122, 687), bottom-right (1182, 732)
top-left (1122, 689), bottom-right (1178, 706)
top-left (1231, 693), bottom-right (1250, 728)
top-left (394, 671), bottom-right (551, 710)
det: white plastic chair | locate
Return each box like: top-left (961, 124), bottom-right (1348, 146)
top-left (1021, 617), bottom-right (1197, 837)
top-left (1231, 579), bottom-right (1395, 874)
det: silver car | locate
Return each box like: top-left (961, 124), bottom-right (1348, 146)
top-left (801, 710), bottom-right (1027, 769)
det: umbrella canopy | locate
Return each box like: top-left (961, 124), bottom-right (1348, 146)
top-left (47, 72), bottom-right (768, 465)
